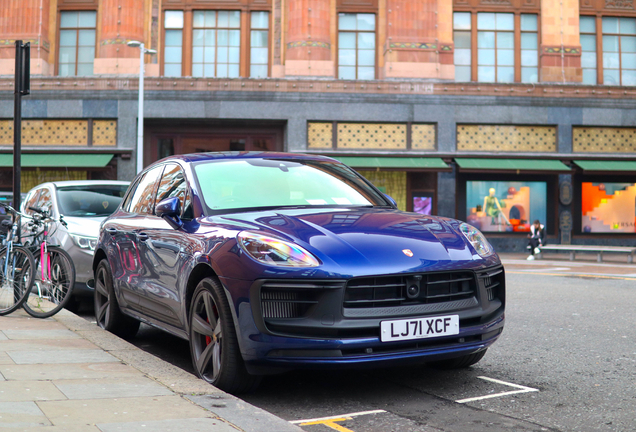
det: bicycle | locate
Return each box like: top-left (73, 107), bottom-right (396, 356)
top-left (0, 203), bottom-right (36, 316)
top-left (21, 206), bottom-right (76, 318)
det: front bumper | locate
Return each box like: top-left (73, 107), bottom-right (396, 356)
top-left (220, 265), bottom-right (506, 374)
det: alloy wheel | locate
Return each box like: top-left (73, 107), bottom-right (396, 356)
top-left (191, 290), bottom-right (223, 383)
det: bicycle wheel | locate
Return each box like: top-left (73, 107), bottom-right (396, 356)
top-left (0, 246), bottom-right (36, 315)
top-left (23, 246), bottom-right (76, 318)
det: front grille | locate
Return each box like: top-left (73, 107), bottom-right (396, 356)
top-left (477, 267), bottom-right (504, 301)
top-left (344, 271), bottom-right (476, 309)
top-left (260, 281), bottom-right (342, 319)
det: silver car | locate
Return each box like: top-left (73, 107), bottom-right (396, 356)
top-left (21, 181), bottom-right (130, 301)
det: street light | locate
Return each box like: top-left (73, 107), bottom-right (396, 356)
top-left (127, 40), bottom-right (157, 174)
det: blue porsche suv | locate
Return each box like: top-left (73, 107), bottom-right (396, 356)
top-left (93, 152), bottom-right (505, 393)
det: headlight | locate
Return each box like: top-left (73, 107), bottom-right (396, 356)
top-left (459, 223), bottom-right (493, 257)
top-left (237, 231), bottom-right (320, 267)
top-left (70, 234), bottom-right (98, 251)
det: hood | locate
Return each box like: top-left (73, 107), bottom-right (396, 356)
top-left (63, 216), bottom-right (105, 238)
top-left (212, 208), bottom-right (495, 275)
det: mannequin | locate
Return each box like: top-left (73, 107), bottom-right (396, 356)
top-left (483, 188), bottom-right (510, 229)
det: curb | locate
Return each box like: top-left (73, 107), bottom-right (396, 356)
top-left (52, 309), bottom-right (303, 432)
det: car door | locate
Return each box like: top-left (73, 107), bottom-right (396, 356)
top-left (105, 166), bottom-right (163, 311)
top-left (135, 163), bottom-right (193, 328)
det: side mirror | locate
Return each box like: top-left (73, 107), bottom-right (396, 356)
top-left (156, 197), bottom-right (183, 229)
top-left (384, 194), bottom-right (397, 208)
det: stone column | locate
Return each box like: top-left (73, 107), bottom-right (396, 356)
top-left (284, 0), bottom-right (333, 77)
top-left (93, 0), bottom-right (148, 75)
top-left (540, 0), bottom-right (582, 83)
top-left (0, 0), bottom-right (52, 75)
top-left (381, 0), bottom-right (452, 80)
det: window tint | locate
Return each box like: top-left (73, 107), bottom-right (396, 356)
top-left (57, 185), bottom-right (128, 217)
top-left (155, 164), bottom-right (190, 218)
top-left (127, 166), bottom-right (164, 214)
top-left (194, 159), bottom-right (388, 213)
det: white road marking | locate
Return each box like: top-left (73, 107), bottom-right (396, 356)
top-left (290, 409), bottom-right (387, 424)
top-left (455, 376), bottom-right (539, 404)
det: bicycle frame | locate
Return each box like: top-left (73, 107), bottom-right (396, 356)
top-left (2, 224), bottom-right (18, 286)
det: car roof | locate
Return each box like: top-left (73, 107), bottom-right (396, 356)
top-left (155, 151), bottom-right (339, 165)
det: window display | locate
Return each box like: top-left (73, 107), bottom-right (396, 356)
top-left (466, 181), bottom-right (547, 232)
top-left (581, 182), bottom-right (636, 233)
top-left (413, 195), bottom-right (433, 215)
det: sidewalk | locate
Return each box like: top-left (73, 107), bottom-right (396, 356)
top-left (0, 308), bottom-right (302, 432)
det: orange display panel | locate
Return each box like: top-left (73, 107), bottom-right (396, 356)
top-left (581, 182), bottom-right (636, 233)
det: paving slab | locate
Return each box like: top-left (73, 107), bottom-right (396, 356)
top-left (0, 362), bottom-right (143, 381)
top-left (97, 417), bottom-right (239, 432)
top-left (7, 349), bottom-right (119, 365)
top-left (189, 394), bottom-right (304, 432)
top-left (0, 332), bottom-right (7, 341)
top-left (0, 316), bottom-right (66, 331)
top-left (38, 395), bottom-right (213, 426)
top-left (53, 376), bottom-right (174, 400)
top-left (0, 380), bottom-right (66, 402)
top-left (20, 426), bottom-right (101, 432)
top-left (108, 348), bottom-right (218, 396)
top-left (0, 338), bottom-right (99, 352)
top-left (0, 351), bottom-right (13, 364)
top-left (2, 329), bottom-right (81, 340)
top-left (76, 329), bottom-right (142, 351)
top-left (0, 401), bottom-right (51, 428)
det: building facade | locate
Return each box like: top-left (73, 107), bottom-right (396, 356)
top-left (1, 0), bottom-right (636, 250)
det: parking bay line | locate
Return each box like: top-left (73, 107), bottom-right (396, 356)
top-left (455, 376), bottom-right (539, 404)
top-left (290, 409), bottom-right (387, 432)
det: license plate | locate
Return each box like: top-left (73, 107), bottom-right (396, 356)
top-left (380, 315), bottom-right (459, 342)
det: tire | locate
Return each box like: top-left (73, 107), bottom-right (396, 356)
top-left (0, 246), bottom-right (36, 316)
top-left (23, 246), bottom-right (76, 318)
top-left (428, 349), bottom-right (488, 369)
top-left (94, 259), bottom-right (140, 339)
top-left (189, 277), bottom-right (261, 394)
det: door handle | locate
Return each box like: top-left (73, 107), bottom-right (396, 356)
top-left (136, 232), bottom-right (149, 242)
top-left (105, 227), bottom-right (118, 235)
top-left (152, 241), bottom-right (181, 253)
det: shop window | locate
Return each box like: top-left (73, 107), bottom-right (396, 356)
top-left (581, 182), bottom-right (636, 233)
top-left (466, 181), bottom-right (547, 233)
top-left (573, 126), bottom-right (636, 152)
top-left (412, 193), bottom-right (433, 216)
top-left (164, 11), bottom-right (184, 77)
top-left (338, 13), bottom-right (376, 80)
top-left (250, 11), bottom-right (269, 78)
top-left (477, 13), bottom-right (515, 82)
top-left (580, 16), bottom-right (598, 85)
top-left (520, 14), bottom-right (538, 83)
top-left (454, 12), bottom-right (538, 83)
top-left (457, 125), bottom-right (556, 152)
top-left (454, 12), bottom-right (472, 82)
top-left (602, 17), bottom-right (636, 86)
top-left (307, 122), bottom-right (436, 150)
top-left (58, 11), bottom-right (96, 76)
top-left (192, 10), bottom-right (241, 78)
top-left (357, 171), bottom-right (406, 211)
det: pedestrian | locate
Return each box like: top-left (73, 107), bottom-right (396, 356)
top-left (527, 220), bottom-right (546, 260)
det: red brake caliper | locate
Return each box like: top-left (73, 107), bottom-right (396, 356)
top-left (205, 317), bottom-right (212, 346)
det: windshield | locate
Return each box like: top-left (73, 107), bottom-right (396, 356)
top-left (194, 159), bottom-right (388, 212)
top-left (57, 185), bottom-right (129, 217)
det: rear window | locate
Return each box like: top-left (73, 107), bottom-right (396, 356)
top-left (57, 185), bottom-right (129, 217)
